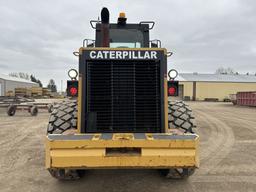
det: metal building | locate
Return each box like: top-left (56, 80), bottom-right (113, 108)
top-left (176, 73), bottom-right (256, 101)
top-left (0, 74), bottom-right (38, 96)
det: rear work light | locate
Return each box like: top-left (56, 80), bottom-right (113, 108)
top-left (168, 81), bottom-right (179, 96)
top-left (67, 80), bottom-right (78, 97)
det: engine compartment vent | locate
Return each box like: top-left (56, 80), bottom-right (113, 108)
top-left (86, 60), bottom-right (161, 133)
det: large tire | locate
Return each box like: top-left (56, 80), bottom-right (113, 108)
top-left (47, 100), bottom-right (85, 180)
top-left (162, 100), bottom-right (196, 179)
top-left (168, 100), bottom-right (196, 133)
top-left (47, 100), bottom-right (77, 134)
top-left (159, 168), bottom-right (195, 179)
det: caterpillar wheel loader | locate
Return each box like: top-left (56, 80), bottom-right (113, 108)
top-left (45, 7), bottom-right (199, 180)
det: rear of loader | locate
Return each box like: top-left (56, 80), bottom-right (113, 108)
top-left (45, 8), bottom-right (199, 180)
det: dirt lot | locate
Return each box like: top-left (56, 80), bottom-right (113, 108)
top-left (0, 102), bottom-right (256, 192)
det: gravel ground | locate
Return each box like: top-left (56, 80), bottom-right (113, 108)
top-left (0, 101), bottom-right (255, 192)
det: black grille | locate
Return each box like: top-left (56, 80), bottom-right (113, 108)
top-left (86, 60), bottom-right (161, 132)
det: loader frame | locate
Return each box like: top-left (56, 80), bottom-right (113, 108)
top-left (45, 48), bottom-right (199, 170)
top-left (46, 133), bottom-right (199, 169)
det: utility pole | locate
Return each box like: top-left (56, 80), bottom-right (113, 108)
top-left (61, 80), bottom-right (63, 94)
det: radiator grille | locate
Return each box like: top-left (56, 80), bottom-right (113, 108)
top-left (86, 60), bottom-right (161, 132)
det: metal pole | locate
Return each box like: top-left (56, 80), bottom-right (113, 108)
top-left (61, 80), bottom-right (63, 94)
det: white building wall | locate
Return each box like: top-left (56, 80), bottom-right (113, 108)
top-left (5, 81), bottom-right (38, 92)
top-left (0, 79), bottom-right (38, 96)
top-left (0, 79), bottom-right (4, 96)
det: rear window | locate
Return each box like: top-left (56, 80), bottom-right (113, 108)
top-left (109, 28), bottom-right (144, 47)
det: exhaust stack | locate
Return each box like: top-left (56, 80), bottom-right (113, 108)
top-left (101, 7), bottom-right (110, 47)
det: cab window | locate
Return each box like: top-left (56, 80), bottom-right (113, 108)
top-left (109, 28), bottom-right (144, 47)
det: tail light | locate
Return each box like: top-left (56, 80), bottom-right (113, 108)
top-left (67, 80), bottom-right (78, 97)
top-left (168, 81), bottom-right (179, 96)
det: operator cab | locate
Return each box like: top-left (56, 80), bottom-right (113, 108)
top-left (95, 22), bottom-right (151, 48)
top-left (87, 9), bottom-right (160, 48)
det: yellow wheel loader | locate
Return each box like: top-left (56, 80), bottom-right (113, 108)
top-left (45, 7), bottom-right (199, 180)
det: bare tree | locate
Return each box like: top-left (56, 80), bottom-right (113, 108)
top-left (9, 72), bottom-right (30, 80)
top-left (215, 67), bottom-right (236, 75)
top-left (9, 72), bottom-right (18, 78)
top-left (30, 75), bottom-right (43, 87)
top-left (47, 79), bottom-right (57, 92)
top-left (9, 72), bottom-right (43, 87)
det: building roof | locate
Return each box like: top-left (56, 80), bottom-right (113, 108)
top-left (0, 73), bottom-right (38, 84)
top-left (177, 73), bottom-right (256, 83)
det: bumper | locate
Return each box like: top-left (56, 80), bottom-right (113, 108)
top-left (46, 133), bottom-right (199, 169)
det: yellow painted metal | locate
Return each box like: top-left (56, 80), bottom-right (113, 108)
top-left (164, 78), bottom-right (168, 132)
top-left (112, 133), bottom-right (134, 140)
top-left (47, 138), bottom-right (197, 149)
top-left (92, 134), bottom-right (101, 140)
top-left (77, 76), bottom-right (82, 133)
top-left (45, 137), bottom-right (51, 168)
top-left (45, 134), bottom-right (199, 169)
top-left (50, 150), bottom-right (197, 168)
top-left (146, 134), bottom-right (154, 140)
